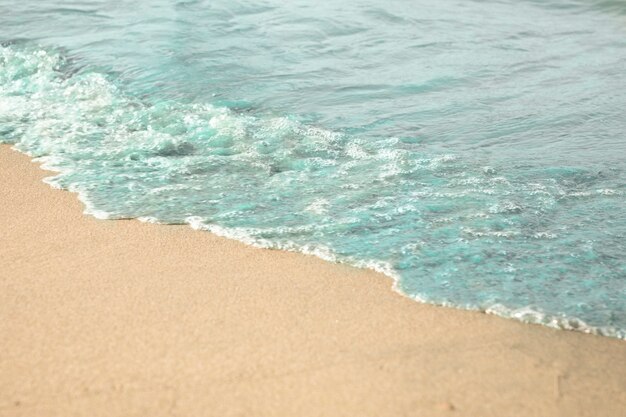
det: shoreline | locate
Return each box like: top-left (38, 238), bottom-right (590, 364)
top-left (1, 144), bottom-right (625, 416)
top-left (21, 146), bottom-right (624, 341)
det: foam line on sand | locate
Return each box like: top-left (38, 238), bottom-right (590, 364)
top-left (1, 145), bottom-right (625, 416)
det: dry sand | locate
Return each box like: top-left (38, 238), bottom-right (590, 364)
top-left (1, 144), bottom-right (625, 416)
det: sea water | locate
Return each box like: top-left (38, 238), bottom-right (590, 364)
top-left (1, 0), bottom-right (625, 338)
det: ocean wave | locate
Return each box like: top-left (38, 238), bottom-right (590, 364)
top-left (2, 43), bottom-right (625, 339)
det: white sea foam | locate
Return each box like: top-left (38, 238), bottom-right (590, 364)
top-left (11, 143), bottom-right (626, 340)
top-left (305, 198), bottom-right (330, 215)
top-left (3, 43), bottom-right (625, 341)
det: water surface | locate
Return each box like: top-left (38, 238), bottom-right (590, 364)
top-left (1, 0), bottom-right (625, 337)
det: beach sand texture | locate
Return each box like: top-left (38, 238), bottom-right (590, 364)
top-left (1, 144), bottom-right (625, 416)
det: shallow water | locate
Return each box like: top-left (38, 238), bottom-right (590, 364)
top-left (1, 0), bottom-right (625, 337)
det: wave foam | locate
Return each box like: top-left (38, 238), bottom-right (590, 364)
top-left (3, 43), bottom-right (625, 340)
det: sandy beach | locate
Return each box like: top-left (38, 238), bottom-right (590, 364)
top-left (0, 144), bottom-right (625, 416)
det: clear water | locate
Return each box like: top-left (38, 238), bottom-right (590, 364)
top-left (1, 0), bottom-right (625, 338)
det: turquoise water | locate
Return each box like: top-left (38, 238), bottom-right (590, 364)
top-left (1, 0), bottom-right (625, 337)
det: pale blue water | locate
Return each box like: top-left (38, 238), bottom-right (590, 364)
top-left (1, 0), bottom-right (625, 337)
